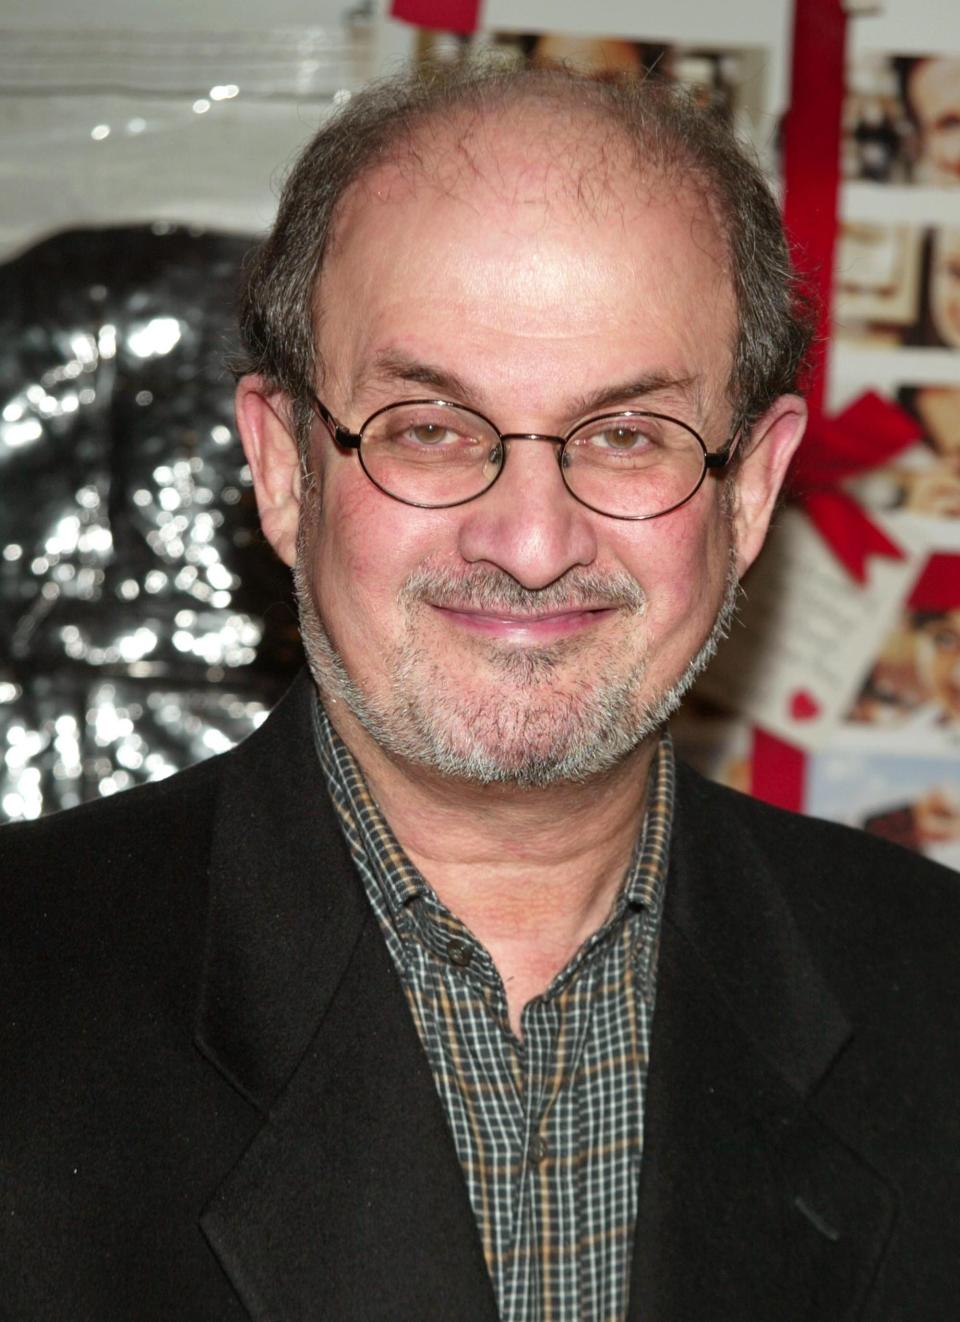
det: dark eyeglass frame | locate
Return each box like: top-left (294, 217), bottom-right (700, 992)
top-left (308, 391), bottom-right (742, 522)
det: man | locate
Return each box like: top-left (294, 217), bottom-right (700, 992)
top-left (4, 63), bottom-right (960, 1322)
top-left (905, 56), bottom-right (960, 185)
top-left (912, 607), bottom-right (960, 725)
top-left (928, 226), bottom-right (960, 349)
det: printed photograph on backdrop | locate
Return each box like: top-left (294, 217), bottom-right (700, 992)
top-left (834, 222), bottom-right (960, 348)
top-left (845, 588), bottom-right (960, 741)
top-left (843, 51), bottom-right (960, 187)
top-left (487, 34), bottom-right (745, 119)
top-left (806, 746), bottom-right (960, 870)
top-left (847, 383), bottom-right (960, 522)
top-left (415, 30), bottom-right (774, 156)
top-left (499, 34), bottom-right (772, 145)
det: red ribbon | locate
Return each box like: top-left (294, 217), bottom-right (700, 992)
top-left (780, 1), bottom-right (924, 583)
top-left (389, 0), bottom-right (481, 33)
top-left (791, 391), bottom-right (919, 487)
top-left (752, 729), bottom-right (807, 813)
top-left (781, 0), bottom-right (847, 417)
top-left (750, 0), bottom-right (914, 807)
top-left (789, 391), bottom-right (921, 583)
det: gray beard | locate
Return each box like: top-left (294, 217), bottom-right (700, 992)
top-left (294, 545), bottom-right (739, 789)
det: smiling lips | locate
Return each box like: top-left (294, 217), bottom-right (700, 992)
top-left (433, 604), bottom-right (614, 643)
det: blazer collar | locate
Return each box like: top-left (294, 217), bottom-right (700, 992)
top-left (665, 761), bottom-right (852, 1095)
top-left (196, 681), bottom-right (855, 1116)
top-left (200, 915), bottom-right (499, 1321)
top-left (195, 671), bottom-right (371, 1111)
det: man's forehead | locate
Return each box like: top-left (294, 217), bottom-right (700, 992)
top-left (315, 99), bottom-right (736, 424)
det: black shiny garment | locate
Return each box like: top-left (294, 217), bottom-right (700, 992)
top-left (0, 226), bottom-right (301, 822)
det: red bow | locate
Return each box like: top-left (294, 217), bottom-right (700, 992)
top-left (787, 391), bottom-right (920, 583)
top-left (908, 554), bottom-right (960, 612)
top-left (390, 0), bottom-right (481, 33)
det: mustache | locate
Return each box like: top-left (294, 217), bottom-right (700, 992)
top-left (398, 565), bottom-right (647, 615)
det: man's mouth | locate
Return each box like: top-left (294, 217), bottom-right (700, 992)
top-left (430, 603), bottom-right (615, 643)
top-left (400, 564), bottom-right (647, 646)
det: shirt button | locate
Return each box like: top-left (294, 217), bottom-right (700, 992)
top-left (447, 938), bottom-right (473, 968)
top-left (529, 1135), bottom-right (549, 1165)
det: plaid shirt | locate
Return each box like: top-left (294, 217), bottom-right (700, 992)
top-left (313, 701), bottom-right (673, 1322)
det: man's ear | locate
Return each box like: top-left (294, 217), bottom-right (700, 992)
top-left (235, 375), bottom-right (302, 568)
top-left (730, 394), bottom-right (807, 576)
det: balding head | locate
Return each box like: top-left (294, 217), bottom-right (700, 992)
top-left (237, 63), bottom-right (810, 442)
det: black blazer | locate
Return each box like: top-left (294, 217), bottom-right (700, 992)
top-left (3, 672), bottom-right (960, 1320)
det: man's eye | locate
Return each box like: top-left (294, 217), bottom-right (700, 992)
top-left (590, 426), bottom-right (651, 450)
top-left (409, 423), bottom-right (457, 445)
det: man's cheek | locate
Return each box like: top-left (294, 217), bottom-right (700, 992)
top-left (619, 503), bottom-right (719, 597)
top-left (634, 523), bottom-right (727, 640)
top-left (316, 480), bottom-right (389, 579)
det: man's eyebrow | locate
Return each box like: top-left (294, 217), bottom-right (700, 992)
top-left (355, 351), bottom-right (700, 419)
top-left (353, 352), bottom-right (475, 406)
top-left (570, 373), bottom-right (701, 417)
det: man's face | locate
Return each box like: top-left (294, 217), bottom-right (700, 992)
top-left (243, 113), bottom-right (803, 785)
top-left (908, 59), bottom-right (960, 184)
top-left (916, 611), bottom-right (960, 721)
top-left (930, 228), bottom-right (960, 351)
top-left (914, 386), bottom-right (960, 459)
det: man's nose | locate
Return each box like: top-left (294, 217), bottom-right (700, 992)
top-left (455, 437), bottom-right (598, 589)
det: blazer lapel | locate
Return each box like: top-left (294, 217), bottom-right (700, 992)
top-left (194, 675), bottom-right (497, 1321)
top-left (200, 917), bottom-right (498, 1321)
top-left (629, 767), bottom-right (896, 1322)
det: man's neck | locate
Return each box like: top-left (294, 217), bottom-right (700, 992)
top-left (321, 693), bottom-right (658, 1033)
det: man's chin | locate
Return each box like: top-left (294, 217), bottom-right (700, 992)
top-left (398, 696), bottom-right (648, 788)
top-left (316, 656), bottom-right (671, 788)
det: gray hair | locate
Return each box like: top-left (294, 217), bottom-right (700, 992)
top-left (236, 61), bottom-right (812, 443)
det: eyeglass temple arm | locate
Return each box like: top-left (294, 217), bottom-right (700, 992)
top-left (310, 393), bottom-right (362, 450)
top-left (704, 424), bottom-right (745, 471)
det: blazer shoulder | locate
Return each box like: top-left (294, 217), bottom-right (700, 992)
top-left (0, 740), bottom-right (244, 992)
top-left (0, 673), bottom-right (315, 875)
top-left (675, 757), bottom-right (957, 886)
top-left (1, 741), bottom-right (225, 874)
top-left (673, 758), bottom-right (960, 996)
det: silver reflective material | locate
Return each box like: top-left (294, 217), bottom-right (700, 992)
top-left (0, 226), bottom-right (301, 822)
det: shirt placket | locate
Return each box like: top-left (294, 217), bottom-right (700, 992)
top-left (313, 701), bottom-right (675, 1322)
top-left (516, 995), bottom-right (556, 1319)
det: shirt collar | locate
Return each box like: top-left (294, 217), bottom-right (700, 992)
top-left (312, 698), bottom-right (428, 921)
top-left (311, 695), bottom-right (673, 952)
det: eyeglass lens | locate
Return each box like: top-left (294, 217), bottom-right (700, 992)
top-left (357, 401), bottom-right (707, 518)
